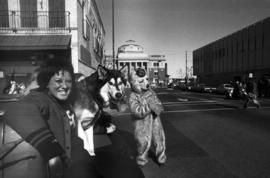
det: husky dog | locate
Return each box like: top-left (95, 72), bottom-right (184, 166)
top-left (98, 70), bottom-right (129, 112)
top-left (85, 65), bottom-right (127, 109)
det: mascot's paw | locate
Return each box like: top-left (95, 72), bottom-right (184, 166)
top-left (157, 154), bottom-right (167, 165)
top-left (136, 156), bottom-right (148, 167)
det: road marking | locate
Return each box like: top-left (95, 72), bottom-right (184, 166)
top-left (164, 102), bottom-right (219, 106)
top-left (165, 106), bottom-right (270, 113)
top-left (177, 98), bottom-right (188, 102)
top-left (156, 92), bottom-right (172, 95)
top-left (163, 100), bottom-right (216, 105)
top-left (112, 106), bottom-right (270, 116)
top-left (165, 107), bottom-right (236, 113)
top-left (175, 94), bottom-right (208, 101)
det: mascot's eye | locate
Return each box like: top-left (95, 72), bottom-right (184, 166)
top-left (118, 81), bottom-right (123, 85)
top-left (139, 80), bottom-right (144, 83)
top-left (108, 81), bottom-right (113, 85)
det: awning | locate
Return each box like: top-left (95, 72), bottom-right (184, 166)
top-left (0, 35), bottom-right (71, 50)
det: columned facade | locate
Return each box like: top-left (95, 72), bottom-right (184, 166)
top-left (105, 40), bottom-right (168, 87)
top-left (117, 40), bottom-right (149, 75)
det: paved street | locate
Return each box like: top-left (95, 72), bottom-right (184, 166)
top-left (112, 88), bottom-right (270, 178)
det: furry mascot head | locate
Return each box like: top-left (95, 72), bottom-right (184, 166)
top-left (129, 68), bottom-right (150, 94)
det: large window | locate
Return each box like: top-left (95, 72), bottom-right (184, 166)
top-left (82, 2), bottom-right (90, 40)
top-left (0, 0), bottom-right (9, 27)
top-left (20, 0), bottom-right (37, 27)
top-left (49, 0), bottom-right (65, 27)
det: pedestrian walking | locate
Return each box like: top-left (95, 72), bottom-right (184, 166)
top-left (243, 76), bottom-right (261, 109)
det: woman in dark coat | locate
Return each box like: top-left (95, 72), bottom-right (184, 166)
top-left (4, 63), bottom-right (144, 178)
top-left (4, 63), bottom-right (98, 177)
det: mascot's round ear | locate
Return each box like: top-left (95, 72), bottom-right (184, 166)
top-left (135, 68), bottom-right (146, 77)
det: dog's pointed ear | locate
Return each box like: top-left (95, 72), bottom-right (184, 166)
top-left (128, 69), bottom-right (136, 81)
top-left (121, 76), bottom-right (127, 86)
top-left (97, 65), bottom-right (108, 80)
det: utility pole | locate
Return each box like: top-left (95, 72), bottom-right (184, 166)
top-left (185, 50), bottom-right (188, 79)
top-left (112, 0), bottom-right (115, 70)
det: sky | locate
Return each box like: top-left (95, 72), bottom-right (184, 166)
top-left (96, 0), bottom-right (270, 78)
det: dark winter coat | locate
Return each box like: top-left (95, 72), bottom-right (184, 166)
top-left (2, 90), bottom-right (82, 177)
top-left (246, 80), bottom-right (257, 94)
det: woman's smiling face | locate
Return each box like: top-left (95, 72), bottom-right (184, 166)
top-left (47, 70), bottom-right (72, 101)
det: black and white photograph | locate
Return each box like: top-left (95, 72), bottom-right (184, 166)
top-left (1, 0), bottom-right (270, 177)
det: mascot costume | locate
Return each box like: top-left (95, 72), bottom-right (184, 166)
top-left (128, 68), bottom-right (166, 166)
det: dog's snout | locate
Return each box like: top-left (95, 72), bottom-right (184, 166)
top-left (115, 92), bottom-right (122, 99)
top-left (146, 84), bottom-right (150, 88)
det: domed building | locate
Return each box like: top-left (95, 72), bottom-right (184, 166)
top-left (117, 40), bottom-right (149, 73)
top-left (105, 40), bottom-right (168, 87)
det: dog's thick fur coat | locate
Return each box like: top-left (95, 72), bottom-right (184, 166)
top-left (128, 68), bottom-right (166, 166)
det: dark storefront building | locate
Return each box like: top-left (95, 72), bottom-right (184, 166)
top-left (193, 17), bottom-right (270, 86)
top-left (0, 0), bottom-right (72, 93)
top-left (0, 0), bottom-right (106, 94)
top-left (0, 35), bottom-right (71, 91)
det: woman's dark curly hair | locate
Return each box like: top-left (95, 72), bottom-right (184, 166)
top-left (37, 62), bottom-right (75, 91)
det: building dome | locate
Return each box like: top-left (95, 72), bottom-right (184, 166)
top-left (117, 40), bottom-right (148, 60)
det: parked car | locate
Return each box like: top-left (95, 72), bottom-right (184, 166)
top-left (186, 83), bottom-right (197, 91)
top-left (199, 84), bottom-right (215, 93)
top-left (175, 82), bottom-right (186, 90)
top-left (189, 83), bottom-right (215, 93)
top-left (168, 82), bottom-right (176, 88)
top-left (216, 84), bottom-right (234, 94)
top-left (190, 83), bottom-right (202, 92)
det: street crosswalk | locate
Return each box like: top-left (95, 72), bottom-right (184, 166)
top-left (112, 90), bottom-right (270, 116)
top-left (158, 90), bottom-right (269, 113)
